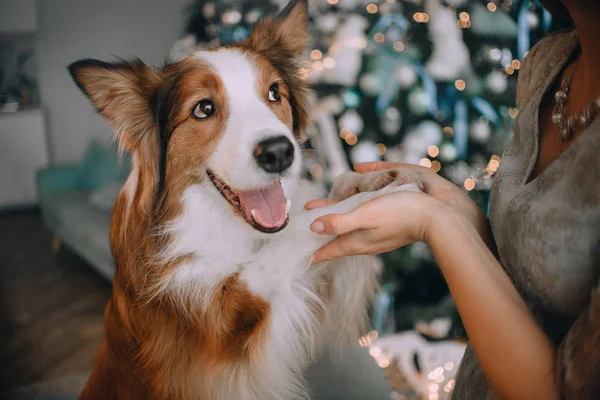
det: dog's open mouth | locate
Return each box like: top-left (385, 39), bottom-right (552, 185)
top-left (207, 170), bottom-right (290, 233)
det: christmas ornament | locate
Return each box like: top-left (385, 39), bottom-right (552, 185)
top-left (485, 70), bottom-right (508, 94)
top-left (359, 72), bottom-right (382, 96)
top-left (380, 106), bottom-right (402, 136)
top-left (470, 2), bottom-right (518, 39)
top-left (527, 10), bottom-right (540, 29)
top-left (408, 88), bottom-right (432, 115)
top-left (315, 13), bottom-right (339, 33)
top-left (315, 15), bottom-right (369, 87)
top-left (439, 142), bottom-right (458, 162)
top-left (394, 63), bottom-right (417, 88)
top-left (417, 120), bottom-right (444, 145)
top-left (470, 118), bottom-right (492, 143)
top-left (339, 109), bottom-right (364, 134)
top-left (425, 0), bottom-right (473, 81)
top-left (367, 331), bottom-right (466, 400)
top-left (350, 140), bottom-right (380, 164)
top-left (341, 89), bottom-right (362, 109)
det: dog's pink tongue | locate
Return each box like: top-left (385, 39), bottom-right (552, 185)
top-left (238, 182), bottom-right (287, 229)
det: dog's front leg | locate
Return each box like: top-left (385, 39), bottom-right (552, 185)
top-left (295, 184), bottom-right (420, 343)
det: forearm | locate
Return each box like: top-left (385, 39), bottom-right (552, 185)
top-left (428, 212), bottom-right (558, 400)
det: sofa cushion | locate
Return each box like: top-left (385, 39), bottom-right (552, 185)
top-left (89, 183), bottom-right (123, 213)
top-left (76, 141), bottom-right (129, 190)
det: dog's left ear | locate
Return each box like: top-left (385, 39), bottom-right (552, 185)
top-left (246, 0), bottom-right (309, 56)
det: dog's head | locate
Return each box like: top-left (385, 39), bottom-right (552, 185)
top-left (68, 0), bottom-right (309, 234)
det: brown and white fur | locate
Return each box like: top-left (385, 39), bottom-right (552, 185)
top-left (68, 1), bottom-right (418, 399)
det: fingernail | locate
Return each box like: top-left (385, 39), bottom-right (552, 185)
top-left (310, 220), bottom-right (325, 233)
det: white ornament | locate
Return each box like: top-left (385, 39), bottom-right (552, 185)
top-left (408, 89), bottom-right (432, 115)
top-left (394, 63), bottom-right (417, 88)
top-left (359, 73), bottom-right (381, 96)
top-left (439, 142), bottom-right (458, 162)
top-left (470, 118), bottom-right (492, 143)
top-left (425, 0), bottom-right (473, 81)
top-left (314, 15), bottom-right (369, 87)
top-left (417, 120), bottom-right (443, 144)
top-left (368, 331), bottom-right (466, 400)
top-left (316, 13), bottom-right (339, 33)
top-left (339, 109), bottom-right (364, 134)
top-left (380, 107), bottom-right (402, 136)
top-left (485, 70), bottom-right (508, 94)
top-left (527, 11), bottom-right (540, 29)
top-left (350, 140), bottom-right (380, 164)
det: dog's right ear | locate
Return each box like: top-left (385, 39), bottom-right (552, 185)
top-left (68, 59), bottom-right (160, 151)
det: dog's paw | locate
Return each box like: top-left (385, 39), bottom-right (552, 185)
top-left (329, 169), bottom-right (422, 201)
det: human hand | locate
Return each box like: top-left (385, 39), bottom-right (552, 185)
top-left (308, 190), bottom-right (451, 264)
top-left (307, 161), bottom-right (495, 253)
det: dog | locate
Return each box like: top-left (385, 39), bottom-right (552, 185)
top-left (68, 1), bottom-right (418, 398)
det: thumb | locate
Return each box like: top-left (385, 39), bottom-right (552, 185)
top-left (310, 211), bottom-right (362, 236)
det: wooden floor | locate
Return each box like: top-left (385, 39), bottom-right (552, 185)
top-left (0, 211), bottom-right (111, 391)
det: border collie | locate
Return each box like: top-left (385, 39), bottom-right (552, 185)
top-left (68, 1), bottom-right (417, 398)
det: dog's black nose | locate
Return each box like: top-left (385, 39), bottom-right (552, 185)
top-left (254, 136), bottom-right (295, 173)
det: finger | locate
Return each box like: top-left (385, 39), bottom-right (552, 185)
top-left (304, 199), bottom-right (339, 210)
top-left (353, 161), bottom-right (402, 173)
top-left (311, 231), bottom-right (365, 264)
top-left (353, 161), bottom-right (424, 174)
top-left (309, 210), bottom-right (362, 236)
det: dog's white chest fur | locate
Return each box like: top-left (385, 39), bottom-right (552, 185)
top-left (156, 176), bottom-right (417, 399)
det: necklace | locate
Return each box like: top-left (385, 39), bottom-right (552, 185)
top-left (552, 72), bottom-right (600, 141)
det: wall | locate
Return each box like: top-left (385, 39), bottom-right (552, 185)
top-left (35, 0), bottom-right (189, 164)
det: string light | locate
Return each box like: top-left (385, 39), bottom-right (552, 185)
top-left (393, 41), bottom-right (405, 52)
top-left (428, 394), bottom-right (439, 400)
top-left (427, 145), bottom-right (439, 158)
top-left (298, 68), bottom-right (308, 80)
top-left (422, 13), bottom-right (430, 22)
top-left (458, 19), bottom-right (471, 28)
top-left (431, 160), bottom-right (441, 172)
top-left (327, 0), bottom-right (338, 4)
top-left (339, 128), bottom-right (351, 139)
top-left (420, 158), bottom-right (432, 168)
top-left (444, 362), bottom-right (454, 370)
top-left (508, 108), bottom-right (519, 118)
top-left (323, 57), bottom-right (336, 68)
top-left (511, 59), bottom-right (521, 69)
top-left (373, 32), bottom-right (385, 43)
top-left (377, 358), bottom-right (390, 368)
top-left (310, 50), bottom-right (322, 60)
top-left (413, 12), bottom-right (428, 23)
top-left (459, 12), bottom-right (470, 22)
top-left (443, 126), bottom-right (454, 136)
top-left (309, 164), bottom-right (323, 177)
top-left (358, 330), bottom-right (378, 347)
top-left (487, 2), bottom-right (497, 11)
top-left (366, 3), bottom-right (378, 14)
top-left (455, 79), bottom-right (466, 91)
top-left (464, 178), bottom-right (475, 191)
top-left (345, 133), bottom-right (358, 145)
top-left (375, 143), bottom-right (387, 155)
top-left (429, 383), bottom-right (439, 393)
top-left (369, 346), bottom-right (382, 357)
top-left (444, 379), bottom-right (456, 393)
top-left (505, 65), bottom-right (515, 75)
top-left (312, 61), bottom-right (324, 71)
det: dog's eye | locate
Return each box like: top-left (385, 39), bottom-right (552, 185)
top-left (192, 100), bottom-right (215, 119)
top-left (268, 84), bottom-right (281, 102)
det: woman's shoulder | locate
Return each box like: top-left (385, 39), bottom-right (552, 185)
top-left (517, 29), bottom-right (578, 108)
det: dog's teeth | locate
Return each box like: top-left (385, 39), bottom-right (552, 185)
top-left (251, 209), bottom-right (258, 223)
top-left (285, 199), bottom-right (291, 214)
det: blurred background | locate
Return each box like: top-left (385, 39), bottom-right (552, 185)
top-left (0, 0), bottom-right (571, 399)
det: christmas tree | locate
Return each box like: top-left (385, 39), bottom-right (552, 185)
top-left (171, 0), bottom-right (571, 340)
